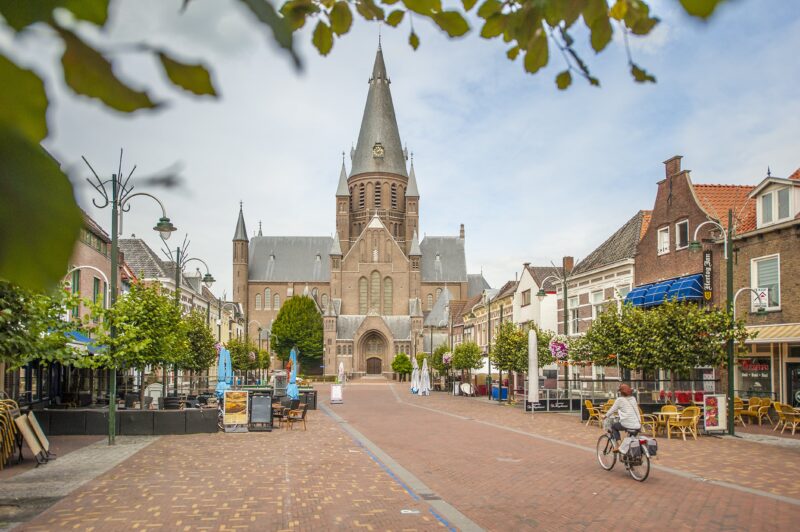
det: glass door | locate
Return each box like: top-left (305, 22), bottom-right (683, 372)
top-left (787, 363), bottom-right (800, 408)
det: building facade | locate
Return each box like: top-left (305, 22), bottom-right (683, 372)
top-left (233, 48), bottom-right (487, 376)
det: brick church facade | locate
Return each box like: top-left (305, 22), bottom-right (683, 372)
top-left (232, 47), bottom-right (487, 376)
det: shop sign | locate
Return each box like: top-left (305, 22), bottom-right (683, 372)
top-left (703, 394), bottom-right (727, 433)
top-left (739, 358), bottom-right (770, 379)
top-left (703, 251), bottom-right (713, 301)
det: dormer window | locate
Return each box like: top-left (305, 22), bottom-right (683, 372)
top-left (759, 187), bottom-right (791, 227)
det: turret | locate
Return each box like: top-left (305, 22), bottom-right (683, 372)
top-left (335, 156), bottom-right (351, 255)
top-left (232, 203), bottom-right (249, 307)
top-left (404, 159), bottom-right (420, 254)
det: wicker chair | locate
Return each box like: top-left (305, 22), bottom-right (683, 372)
top-left (773, 402), bottom-right (786, 432)
top-left (781, 406), bottom-right (800, 436)
top-left (657, 404), bottom-right (678, 434)
top-left (668, 406), bottom-right (700, 441)
top-left (733, 398), bottom-right (746, 426)
top-left (584, 400), bottom-right (602, 427)
top-left (638, 407), bottom-right (658, 437)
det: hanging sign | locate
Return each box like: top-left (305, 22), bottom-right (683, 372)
top-left (703, 251), bottom-right (713, 301)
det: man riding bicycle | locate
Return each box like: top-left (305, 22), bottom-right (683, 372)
top-left (605, 383), bottom-right (641, 452)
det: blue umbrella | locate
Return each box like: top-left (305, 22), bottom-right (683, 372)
top-left (215, 346), bottom-right (232, 398)
top-left (286, 347), bottom-right (300, 400)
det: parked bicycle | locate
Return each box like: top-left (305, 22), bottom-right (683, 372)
top-left (597, 415), bottom-right (655, 482)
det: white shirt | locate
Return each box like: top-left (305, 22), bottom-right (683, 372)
top-left (606, 396), bottom-right (641, 430)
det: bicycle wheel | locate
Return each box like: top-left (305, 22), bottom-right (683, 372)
top-left (628, 453), bottom-right (650, 481)
top-left (596, 434), bottom-right (616, 471)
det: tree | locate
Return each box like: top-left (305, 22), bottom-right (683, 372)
top-left (391, 352), bottom-right (412, 381)
top-left (0, 0), bottom-right (727, 292)
top-left (430, 343), bottom-right (451, 374)
top-left (181, 310), bottom-right (217, 394)
top-left (452, 341), bottom-right (483, 380)
top-left (270, 295), bottom-right (323, 366)
top-left (0, 280), bottom-right (88, 369)
top-left (491, 321), bottom-right (532, 401)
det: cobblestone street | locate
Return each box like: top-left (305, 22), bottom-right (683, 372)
top-left (11, 383), bottom-right (800, 531)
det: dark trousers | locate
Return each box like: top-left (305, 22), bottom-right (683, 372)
top-left (611, 421), bottom-right (626, 442)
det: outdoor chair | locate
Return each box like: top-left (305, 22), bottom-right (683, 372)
top-left (668, 406), bottom-right (700, 440)
top-left (741, 398), bottom-right (761, 423)
top-left (780, 406), bottom-right (800, 436)
top-left (733, 398), bottom-right (746, 426)
top-left (638, 407), bottom-right (658, 437)
top-left (584, 400), bottom-right (602, 427)
top-left (657, 404), bottom-right (678, 434)
top-left (600, 399), bottom-right (615, 414)
top-left (773, 403), bottom-right (786, 432)
top-left (286, 403), bottom-right (309, 431)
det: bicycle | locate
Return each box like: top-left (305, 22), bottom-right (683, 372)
top-left (597, 418), bottom-right (651, 482)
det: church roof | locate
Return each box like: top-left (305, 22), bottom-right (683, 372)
top-left (249, 236), bottom-right (333, 282)
top-left (424, 288), bottom-right (452, 327)
top-left (335, 315), bottom-right (412, 340)
top-left (406, 160), bottom-right (419, 197)
top-left (329, 233), bottom-right (342, 256)
top-left (409, 230), bottom-right (421, 256)
top-left (336, 159), bottom-right (349, 196)
top-left (350, 47), bottom-right (408, 177)
top-left (233, 205), bottom-right (248, 241)
top-left (467, 273), bottom-right (491, 298)
top-left (420, 236), bottom-right (467, 282)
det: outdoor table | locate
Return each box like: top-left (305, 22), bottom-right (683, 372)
top-left (652, 411), bottom-right (680, 435)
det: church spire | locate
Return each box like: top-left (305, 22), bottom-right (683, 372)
top-left (406, 155), bottom-right (419, 197)
top-left (350, 47), bottom-right (407, 178)
top-left (233, 202), bottom-right (248, 241)
top-left (336, 153), bottom-right (349, 196)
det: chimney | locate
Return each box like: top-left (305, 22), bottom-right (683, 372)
top-left (459, 223), bottom-right (465, 239)
top-left (523, 262), bottom-right (530, 268)
top-left (562, 256), bottom-right (574, 274)
top-left (663, 155), bottom-right (682, 179)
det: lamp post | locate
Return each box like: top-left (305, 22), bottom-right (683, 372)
top-left (538, 271), bottom-right (571, 398)
top-left (83, 152), bottom-right (177, 445)
top-left (64, 265), bottom-right (110, 310)
top-left (217, 299), bottom-right (238, 342)
top-left (161, 236), bottom-right (215, 397)
top-left (482, 291), bottom-right (493, 401)
top-left (689, 209), bottom-right (735, 435)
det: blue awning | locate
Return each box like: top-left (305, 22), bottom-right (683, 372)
top-left (643, 279), bottom-right (676, 307)
top-left (65, 331), bottom-right (105, 354)
top-left (625, 285), bottom-right (649, 306)
top-left (665, 273), bottom-right (703, 302)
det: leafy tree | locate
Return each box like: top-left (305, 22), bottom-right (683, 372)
top-left (0, 0), bottom-right (727, 292)
top-left (270, 295), bottom-right (323, 365)
top-left (0, 280), bottom-right (88, 369)
top-left (227, 337), bottom-right (260, 372)
top-left (452, 341), bottom-right (483, 380)
top-left (181, 309), bottom-right (217, 393)
top-left (430, 343), bottom-right (451, 374)
top-left (391, 352), bottom-right (412, 381)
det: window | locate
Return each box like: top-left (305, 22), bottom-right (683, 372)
top-left (427, 294), bottom-right (433, 310)
top-left (752, 255), bottom-right (780, 309)
top-left (359, 277), bottom-right (368, 314)
top-left (762, 188), bottom-right (792, 226)
top-left (321, 293), bottom-right (328, 310)
top-left (264, 288), bottom-right (271, 310)
top-left (657, 226), bottom-right (669, 254)
top-left (359, 184), bottom-right (365, 209)
top-left (71, 269), bottom-right (80, 317)
top-left (591, 290), bottom-right (604, 319)
top-left (778, 188), bottom-right (790, 220)
top-left (311, 288), bottom-right (318, 301)
top-left (436, 288), bottom-right (442, 302)
top-left (373, 248), bottom-right (379, 262)
top-left (616, 284), bottom-right (631, 299)
top-left (93, 277), bottom-right (101, 304)
top-left (255, 294), bottom-right (261, 310)
top-left (568, 296), bottom-right (579, 335)
top-left (391, 184), bottom-right (397, 209)
top-left (383, 278), bottom-right (392, 315)
top-left (370, 271), bottom-right (380, 312)
top-left (273, 294), bottom-right (280, 309)
top-left (521, 289), bottom-right (531, 307)
top-left (675, 220), bottom-right (689, 249)
top-left (374, 182), bottom-right (381, 208)
top-left (761, 192), bottom-right (773, 224)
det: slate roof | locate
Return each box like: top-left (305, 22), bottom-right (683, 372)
top-left (693, 184), bottom-right (756, 233)
top-left (420, 236), bottom-right (467, 282)
top-left (336, 160), bottom-right (349, 196)
top-left (350, 47), bottom-right (407, 177)
top-left (409, 298), bottom-right (423, 317)
top-left (249, 236), bottom-right (333, 282)
top-left (493, 280), bottom-right (517, 301)
top-left (454, 293), bottom-right (484, 326)
top-left (335, 315), bottom-right (412, 340)
top-left (119, 238), bottom-right (168, 278)
top-left (423, 288), bottom-right (452, 327)
top-left (467, 273), bottom-right (490, 298)
top-left (82, 210), bottom-right (111, 243)
top-left (424, 332), bottom-right (449, 353)
top-left (233, 206), bottom-right (248, 241)
top-left (572, 210), bottom-right (651, 275)
top-left (526, 266), bottom-right (562, 292)
top-left (406, 161), bottom-right (419, 197)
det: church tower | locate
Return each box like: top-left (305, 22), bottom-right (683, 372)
top-left (347, 45), bottom-right (412, 250)
top-left (335, 158), bottom-right (351, 255)
top-left (232, 204), bottom-right (249, 307)
top-left (404, 159), bottom-right (420, 255)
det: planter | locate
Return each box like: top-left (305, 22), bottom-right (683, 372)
top-left (186, 409), bottom-right (218, 433)
top-left (154, 411), bottom-right (186, 435)
top-left (120, 410), bottom-right (154, 435)
top-left (85, 410), bottom-right (120, 435)
top-left (48, 410), bottom-right (86, 435)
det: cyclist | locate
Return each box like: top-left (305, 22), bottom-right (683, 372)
top-left (605, 383), bottom-right (641, 452)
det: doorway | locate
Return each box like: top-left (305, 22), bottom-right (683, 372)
top-left (367, 357), bottom-right (382, 375)
top-left (787, 363), bottom-right (800, 408)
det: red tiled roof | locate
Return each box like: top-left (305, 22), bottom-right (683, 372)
top-left (639, 210), bottom-right (652, 241)
top-left (789, 167), bottom-right (800, 180)
top-left (693, 184), bottom-right (757, 233)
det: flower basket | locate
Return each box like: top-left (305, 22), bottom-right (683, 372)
top-left (549, 335), bottom-right (569, 362)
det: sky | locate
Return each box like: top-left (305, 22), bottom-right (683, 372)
top-left (3, 0), bottom-right (799, 296)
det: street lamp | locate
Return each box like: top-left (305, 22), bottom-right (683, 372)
top-left (83, 151), bottom-right (176, 445)
top-left (482, 291), bottom-right (493, 401)
top-left (538, 270), bottom-right (572, 397)
top-left (64, 265), bottom-right (110, 310)
top-left (689, 210), bottom-right (735, 435)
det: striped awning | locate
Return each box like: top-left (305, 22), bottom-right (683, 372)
top-left (745, 323), bottom-right (800, 344)
top-left (625, 273), bottom-right (704, 308)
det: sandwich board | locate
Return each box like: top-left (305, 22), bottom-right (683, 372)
top-left (330, 384), bottom-right (343, 404)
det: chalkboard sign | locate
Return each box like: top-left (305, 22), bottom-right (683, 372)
top-left (249, 392), bottom-right (273, 432)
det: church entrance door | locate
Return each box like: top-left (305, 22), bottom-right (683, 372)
top-left (366, 357), bottom-right (382, 375)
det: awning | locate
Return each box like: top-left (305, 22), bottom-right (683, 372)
top-left (745, 323), bottom-right (800, 344)
top-left (625, 273), bottom-right (704, 308)
top-left (65, 331), bottom-right (104, 354)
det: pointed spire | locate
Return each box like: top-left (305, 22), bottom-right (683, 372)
top-left (406, 154), bottom-right (419, 197)
top-left (767, 166), bottom-right (772, 177)
top-left (330, 233), bottom-right (342, 256)
top-left (233, 202), bottom-right (248, 241)
top-left (350, 47), bottom-right (407, 177)
top-left (336, 154), bottom-right (349, 196)
top-left (409, 230), bottom-right (421, 256)
top-left (257, 221), bottom-right (263, 237)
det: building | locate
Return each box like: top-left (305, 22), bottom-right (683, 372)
top-left (730, 168), bottom-right (800, 405)
top-left (66, 211), bottom-right (114, 320)
top-left (233, 47), bottom-right (487, 377)
top-left (513, 264), bottom-right (561, 333)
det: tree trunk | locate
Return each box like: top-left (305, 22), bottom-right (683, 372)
top-left (139, 367), bottom-right (146, 410)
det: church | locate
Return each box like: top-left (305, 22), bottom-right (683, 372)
top-left (232, 46), bottom-right (489, 377)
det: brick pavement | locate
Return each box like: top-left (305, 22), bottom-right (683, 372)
top-left (18, 408), bottom-right (445, 531)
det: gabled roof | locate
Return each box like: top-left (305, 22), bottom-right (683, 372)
top-left (693, 184), bottom-right (756, 233)
top-left (789, 167), bottom-right (800, 180)
top-left (233, 205), bottom-right (248, 241)
top-left (81, 210), bottom-right (111, 243)
top-left (119, 238), bottom-right (169, 278)
top-left (420, 236), bottom-right (467, 282)
top-left (526, 265), bottom-right (562, 292)
top-left (424, 288), bottom-right (452, 327)
top-left (467, 273), bottom-right (490, 298)
top-left (249, 236), bottom-right (333, 282)
top-left (493, 280), bottom-right (518, 301)
top-left (329, 233), bottom-right (342, 256)
top-left (455, 293), bottom-right (484, 325)
top-left (572, 210), bottom-right (651, 275)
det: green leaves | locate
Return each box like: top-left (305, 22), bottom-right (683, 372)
top-left (402, 0), bottom-right (441, 16)
top-left (312, 20), bottom-right (334, 55)
top-left (589, 15), bottom-right (613, 52)
top-left (270, 295), bottom-right (323, 362)
top-left (432, 11), bottom-right (469, 37)
top-left (391, 352), bottom-right (412, 374)
top-left (355, 0), bottom-right (385, 20)
top-left (330, 1), bottom-right (354, 34)
top-left (240, 0), bottom-right (300, 67)
top-left (0, 0), bottom-right (109, 31)
top-left (158, 52), bottom-right (217, 96)
top-left (462, 0), bottom-right (478, 10)
top-left (556, 69), bottom-right (573, 90)
top-left (480, 13), bottom-right (505, 38)
top-left (409, 30), bottom-right (420, 50)
top-left (57, 26), bottom-right (157, 112)
top-left (0, 56), bottom-right (48, 143)
top-left (386, 9), bottom-right (405, 27)
top-left (679, 0), bottom-right (722, 19)
top-left (452, 341), bottom-right (483, 372)
top-left (630, 62), bottom-right (656, 83)
top-left (523, 29), bottom-right (549, 73)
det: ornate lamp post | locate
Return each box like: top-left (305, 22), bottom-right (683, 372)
top-left (83, 152), bottom-right (176, 445)
top-left (537, 269), bottom-right (573, 398)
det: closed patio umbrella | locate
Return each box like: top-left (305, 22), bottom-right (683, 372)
top-left (410, 356), bottom-right (419, 394)
top-left (338, 361), bottom-right (346, 385)
top-left (215, 346), bottom-right (232, 399)
top-left (286, 347), bottom-right (300, 400)
top-left (419, 358), bottom-right (431, 396)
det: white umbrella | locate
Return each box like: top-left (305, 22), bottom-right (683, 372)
top-left (338, 361), bottom-right (345, 385)
top-left (419, 358), bottom-right (431, 396)
top-left (410, 356), bottom-right (419, 394)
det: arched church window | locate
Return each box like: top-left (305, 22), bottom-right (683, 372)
top-left (436, 288), bottom-right (442, 301)
top-left (385, 239), bottom-right (391, 262)
top-left (264, 288), bottom-right (271, 309)
top-left (359, 277), bottom-right (368, 314)
top-left (370, 271), bottom-right (380, 312)
top-left (255, 294), bottom-right (261, 310)
top-left (427, 294), bottom-right (433, 310)
top-left (311, 287), bottom-right (318, 301)
top-left (391, 184), bottom-right (397, 209)
top-left (274, 294), bottom-right (280, 309)
top-left (375, 182), bottom-right (381, 208)
top-left (383, 277), bottom-right (392, 315)
top-left (373, 248), bottom-right (379, 262)
top-left (321, 293), bottom-right (328, 310)
top-left (359, 184), bottom-right (365, 209)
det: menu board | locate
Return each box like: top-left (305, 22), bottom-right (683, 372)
top-left (330, 384), bottom-right (343, 404)
top-left (703, 394), bottom-right (727, 433)
top-left (224, 390), bottom-right (249, 426)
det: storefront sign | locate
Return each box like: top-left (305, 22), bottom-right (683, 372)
top-left (703, 251), bottom-right (713, 301)
top-left (703, 394), bottom-right (727, 433)
top-left (331, 384), bottom-right (343, 404)
top-left (223, 390), bottom-right (249, 429)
